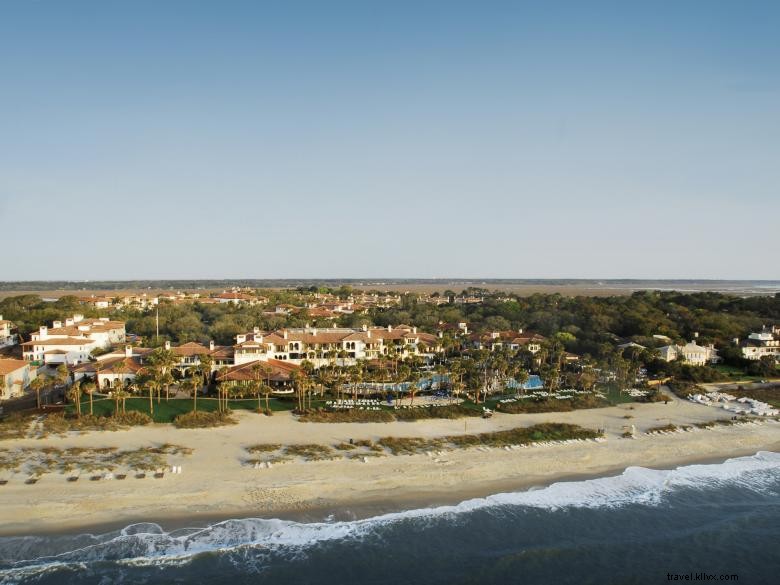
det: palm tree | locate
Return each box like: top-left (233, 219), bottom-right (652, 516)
top-left (136, 371), bottom-right (156, 416)
top-left (55, 364), bottom-right (69, 388)
top-left (93, 359), bottom-right (104, 393)
top-left (196, 354), bottom-right (213, 387)
top-left (30, 376), bottom-right (45, 409)
top-left (290, 370), bottom-right (303, 412)
top-left (247, 379), bottom-right (263, 413)
top-left (216, 366), bottom-right (230, 410)
top-left (68, 381), bottom-right (82, 418)
top-left (147, 348), bottom-right (178, 401)
top-left (261, 382), bottom-right (273, 414)
top-left (407, 369), bottom-right (421, 406)
top-left (82, 379), bottom-right (97, 415)
top-left (113, 387), bottom-right (129, 415)
top-left (180, 377), bottom-right (200, 413)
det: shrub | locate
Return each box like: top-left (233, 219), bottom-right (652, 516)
top-left (173, 410), bottom-right (237, 428)
top-left (334, 442), bottom-right (357, 450)
top-left (394, 405), bottom-right (481, 421)
top-left (113, 411), bottom-right (153, 426)
top-left (298, 410), bottom-right (395, 423)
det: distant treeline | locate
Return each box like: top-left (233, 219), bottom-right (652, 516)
top-left (2, 291), bottom-right (779, 362)
top-left (1, 279), bottom-right (779, 292)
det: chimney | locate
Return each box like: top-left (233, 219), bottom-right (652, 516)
top-left (412, 327), bottom-right (417, 334)
top-left (253, 326), bottom-right (260, 335)
top-left (236, 334), bottom-right (247, 344)
top-left (387, 325), bottom-right (393, 332)
top-left (283, 330), bottom-right (288, 339)
top-left (65, 318), bottom-right (74, 327)
top-left (164, 340), bottom-right (171, 350)
top-left (362, 324), bottom-right (368, 331)
top-left (39, 326), bottom-right (48, 339)
top-left (367, 330), bottom-right (372, 338)
top-left (125, 345), bottom-right (132, 358)
top-left (518, 328), bottom-right (523, 334)
top-left (209, 340), bottom-right (215, 351)
top-left (438, 331), bottom-right (443, 338)
top-left (53, 321), bottom-right (62, 329)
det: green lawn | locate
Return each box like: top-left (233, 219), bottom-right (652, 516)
top-left (71, 395), bottom-right (301, 423)
top-left (712, 364), bottom-right (761, 380)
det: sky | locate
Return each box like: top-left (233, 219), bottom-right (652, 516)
top-left (0, 0), bottom-right (778, 280)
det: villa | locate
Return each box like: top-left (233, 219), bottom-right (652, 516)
top-left (656, 341), bottom-right (720, 366)
top-left (740, 327), bottom-right (780, 361)
top-left (21, 315), bottom-right (126, 366)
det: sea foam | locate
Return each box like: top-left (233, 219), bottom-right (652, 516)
top-left (1, 451), bottom-right (778, 581)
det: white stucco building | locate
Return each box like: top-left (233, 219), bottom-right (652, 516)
top-left (0, 358), bottom-right (35, 400)
top-left (22, 315), bottom-right (125, 366)
top-left (233, 325), bottom-right (441, 367)
top-left (741, 328), bottom-right (780, 361)
top-left (657, 341), bottom-right (720, 366)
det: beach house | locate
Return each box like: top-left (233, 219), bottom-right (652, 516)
top-left (740, 327), bottom-right (780, 361)
top-left (656, 341), bottom-right (720, 366)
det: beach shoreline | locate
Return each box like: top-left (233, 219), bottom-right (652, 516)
top-left (2, 395), bottom-right (778, 538)
top-left (17, 447), bottom-right (775, 540)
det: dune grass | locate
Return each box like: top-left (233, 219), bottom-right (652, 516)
top-left (0, 443), bottom-right (193, 481)
top-left (377, 423), bottom-right (601, 455)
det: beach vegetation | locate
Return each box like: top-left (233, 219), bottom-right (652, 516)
top-left (282, 444), bottom-right (335, 461)
top-left (173, 410), bottom-right (237, 428)
top-left (646, 424), bottom-right (678, 433)
top-left (246, 444), bottom-right (282, 453)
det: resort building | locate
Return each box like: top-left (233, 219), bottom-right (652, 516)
top-left (21, 315), bottom-right (125, 366)
top-left (70, 345), bottom-right (151, 389)
top-left (0, 358), bottom-right (35, 400)
top-left (0, 316), bottom-right (19, 348)
top-left (469, 330), bottom-right (546, 353)
top-left (164, 340), bottom-right (233, 372)
top-left (232, 325), bottom-right (441, 368)
top-left (740, 327), bottom-right (780, 361)
top-left (70, 338), bottom-right (239, 389)
top-left (656, 341), bottom-right (720, 366)
top-left (213, 291), bottom-right (259, 305)
top-left (215, 359), bottom-right (300, 388)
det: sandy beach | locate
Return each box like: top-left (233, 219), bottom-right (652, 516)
top-left (1, 395), bottom-right (778, 537)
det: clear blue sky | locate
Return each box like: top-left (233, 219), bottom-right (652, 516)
top-left (1, 0), bottom-right (777, 280)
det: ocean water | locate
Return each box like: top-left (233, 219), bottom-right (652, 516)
top-left (1, 452), bottom-right (779, 585)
